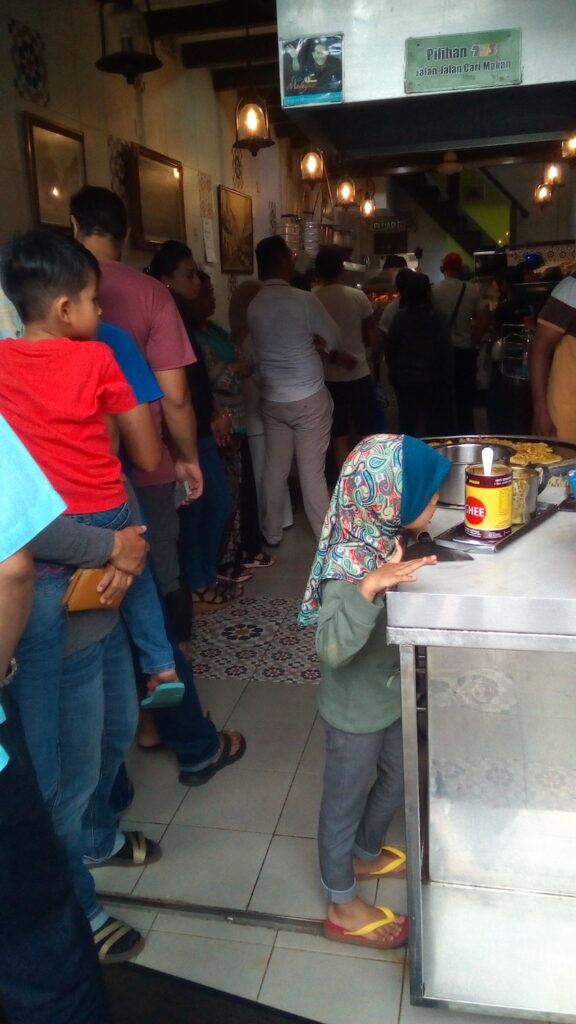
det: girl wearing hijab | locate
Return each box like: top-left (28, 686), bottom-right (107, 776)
top-left (299, 433), bottom-right (450, 949)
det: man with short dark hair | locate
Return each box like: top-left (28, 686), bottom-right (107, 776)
top-left (315, 245), bottom-right (381, 469)
top-left (247, 235), bottom-right (340, 543)
top-left (432, 252), bottom-right (487, 434)
top-left (70, 185), bottom-right (201, 637)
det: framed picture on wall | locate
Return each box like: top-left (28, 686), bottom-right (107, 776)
top-left (24, 114), bottom-right (86, 229)
top-left (130, 144), bottom-right (186, 247)
top-left (217, 185), bottom-right (253, 273)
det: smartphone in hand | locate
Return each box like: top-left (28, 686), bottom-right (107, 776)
top-left (174, 481), bottom-right (192, 508)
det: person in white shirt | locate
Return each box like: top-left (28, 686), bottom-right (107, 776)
top-left (247, 235), bottom-right (340, 544)
top-left (432, 252), bottom-right (488, 435)
top-left (315, 246), bottom-right (382, 469)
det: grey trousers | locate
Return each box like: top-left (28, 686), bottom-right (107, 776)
top-left (260, 386), bottom-right (333, 543)
top-left (318, 716), bottom-right (404, 903)
top-left (136, 483), bottom-right (180, 596)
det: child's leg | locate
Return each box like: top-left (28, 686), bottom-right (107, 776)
top-left (353, 716), bottom-right (405, 869)
top-left (318, 722), bottom-right (389, 902)
top-left (319, 720), bottom-right (407, 948)
top-left (121, 563), bottom-right (175, 677)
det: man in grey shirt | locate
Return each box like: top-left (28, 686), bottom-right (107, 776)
top-left (247, 236), bottom-right (340, 543)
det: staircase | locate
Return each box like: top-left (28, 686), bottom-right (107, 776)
top-left (401, 173), bottom-right (497, 257)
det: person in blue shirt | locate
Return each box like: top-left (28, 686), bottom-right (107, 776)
top-left (0, 415), bottom-right (112, 1023)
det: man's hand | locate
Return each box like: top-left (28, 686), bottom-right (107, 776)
top-left (110, 525), bottom-right (149, 575)
top-left (174, 459), bottom-right (204, 500)
top-left (97, 564), bottom-right (134, 606)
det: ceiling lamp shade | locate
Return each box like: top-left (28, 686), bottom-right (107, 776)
top-left (234, 94), bottom-right (275, 157)
top-left (301, 151), bottom-right (324, 181)
top-left (544, 162), bottom-right (564, 187)
top-left (561, 136), bottom-right (576, 159)
top-left (360, 195), bottom-right (376, 218)
top-left (534, 182), bottom-right (553, 206)
top-left (335, 177), bottom-right (356, 208)
top-left (96, 1), bottom-right (162, 85)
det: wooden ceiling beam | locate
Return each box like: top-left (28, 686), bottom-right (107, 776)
top-left (181, 32), bottom-right (278, 69)
top-left (148, 3), bottom-right (276, 37)
top-left (212, 62), bottom-right (279, 91)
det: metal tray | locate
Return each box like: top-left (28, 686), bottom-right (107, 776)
top-left (434, 502), bottom-right (559, 553)
top-left (425, 435), bottom-right (576, 473)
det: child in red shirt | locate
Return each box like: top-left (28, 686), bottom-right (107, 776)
top-left (0, 230), bottom-right (182, 707)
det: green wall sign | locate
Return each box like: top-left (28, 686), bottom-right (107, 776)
top-left (405, 29), bottom-right (522, 94)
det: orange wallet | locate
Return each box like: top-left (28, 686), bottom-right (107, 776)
top-left (62, 568), bottom-right (124, 611)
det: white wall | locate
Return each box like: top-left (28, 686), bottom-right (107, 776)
top-left (276, 0), bottom-right (576, 103)
top-left (0, 0), bottom-right (295, 328)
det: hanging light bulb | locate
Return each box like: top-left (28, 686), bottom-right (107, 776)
top-left (335, 177), bottom-right (356, 208)
top-left (96, 1), bottom-right (162, 85)
top-left (234, 93), bottom-right (274, 157)
top-left (300, 151), bottom-right (324, 181)
top-left (561, 135), bottom-right (576, 160)
top-left (534, 182), bottom-right (553, 206)
top-left (544, 162), bottom-right (564, 187)
top-left (359, 180), bottom-right (376, 218)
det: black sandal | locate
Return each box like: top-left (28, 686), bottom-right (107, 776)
top-left (179, 730), bottom-right (247, 786)
top-left (93, 830), bottom-right (162, 867)
top-left (93, 916), bottom-right (144, 964)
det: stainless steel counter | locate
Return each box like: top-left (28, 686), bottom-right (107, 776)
top-left (388, 505), bottom-right (576, 1021)
top-left (388, 506), bottom-right (576, 646)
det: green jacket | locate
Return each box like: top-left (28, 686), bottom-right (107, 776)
top-left (315, 579), bottom-right (401, 733)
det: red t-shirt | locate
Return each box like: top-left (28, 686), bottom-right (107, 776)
top-left (98, 260), bottom-right (196, 487)
top-left (0, 337), bottom-right (136, 513)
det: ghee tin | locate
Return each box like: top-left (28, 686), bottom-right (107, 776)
top-left (464, 463), bottom-right (512, 540)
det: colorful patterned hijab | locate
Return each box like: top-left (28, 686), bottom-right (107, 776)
top-left (298, 434), bottom-right (450, 626)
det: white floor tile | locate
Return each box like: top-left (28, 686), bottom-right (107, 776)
top-left (192, 675), bottom-right (250, 726)
top-left (275, 927), bottom-right (406, 966)
top-left (276, 770), bottom-right (322, 838)
top-left (153, 910), bottom-right (275, 946)
top-left (249, 836), bottom-right (326, 919)
top-left (124, 747), bottom-right (188, 824)
top-left (298, 716), bottom-right (325, 774)
top-left (173, 767), bottom-right (293, 833)
top-left (132, 824), bottom-right (272, 909)
top-left (134, 929), bottom-right (271, 1001)
top-left (259, 946), bottom-right (403, 1024)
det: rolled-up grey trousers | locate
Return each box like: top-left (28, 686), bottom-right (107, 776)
top-left (318, 716), bottom-right (404, 903)
top-left (260, 386), bottom-right (333, 543)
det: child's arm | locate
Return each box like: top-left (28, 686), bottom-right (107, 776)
top-left (316, 547), bottom-right (437, 669)
top-left (115, 404), bottom-right (163, 473)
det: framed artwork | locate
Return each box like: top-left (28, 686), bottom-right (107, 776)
top-left (130, 144), bottom-right (185, 247)
top-left (217, 185), bottom-right (253, 274)
top-left (24, 114), bottom-right (86, 229)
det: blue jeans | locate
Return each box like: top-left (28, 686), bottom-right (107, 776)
top-left (179, 434), bottom-right (234, 590)
top-left (0, 689), bottom-right (111, 1023)
top-left (70, 503), bottom-right (175, 675)
top-left (12, 580), bottom-right (138, 928)
top-left (318, 717), bottom-right (404, 902)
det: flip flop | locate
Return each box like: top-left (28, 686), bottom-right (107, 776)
top-left (242, 552), bottom-right (276, 569)
top-left (355, 845), bottom-right (407, 880)
top-left (92, 830), bottom-right (162, 867)
top-left (323, 906), bottom-right (408, 950)
top-left (140, 681), bottom-right (185, 709)
top-left (179, 730), bottom-right (247, 786)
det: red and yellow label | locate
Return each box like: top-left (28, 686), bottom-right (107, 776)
top-left (464, 465), bottom-right (512, 540)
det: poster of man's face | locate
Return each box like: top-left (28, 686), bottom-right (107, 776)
top-left (281, 33), bottom-right (343, 107)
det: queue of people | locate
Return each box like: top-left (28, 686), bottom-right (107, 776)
top-left (1, 200), bottom-right (571, 1021)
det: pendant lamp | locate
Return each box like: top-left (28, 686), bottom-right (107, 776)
top-left (233, 11), bottom-right (274, 157)
top-left (96, 1), bottom-right (162, 85)
top-left (301, 151), bottom-right (324, 182)
top-left (533, 182), bottom-right (552, 206)
top-left (335, 177), bottom-right (356, 208)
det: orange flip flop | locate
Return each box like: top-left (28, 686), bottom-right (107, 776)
top-left (355, 845), bottom-right (407, 880)
top-left (323, 906), bottom-right (409, 950)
